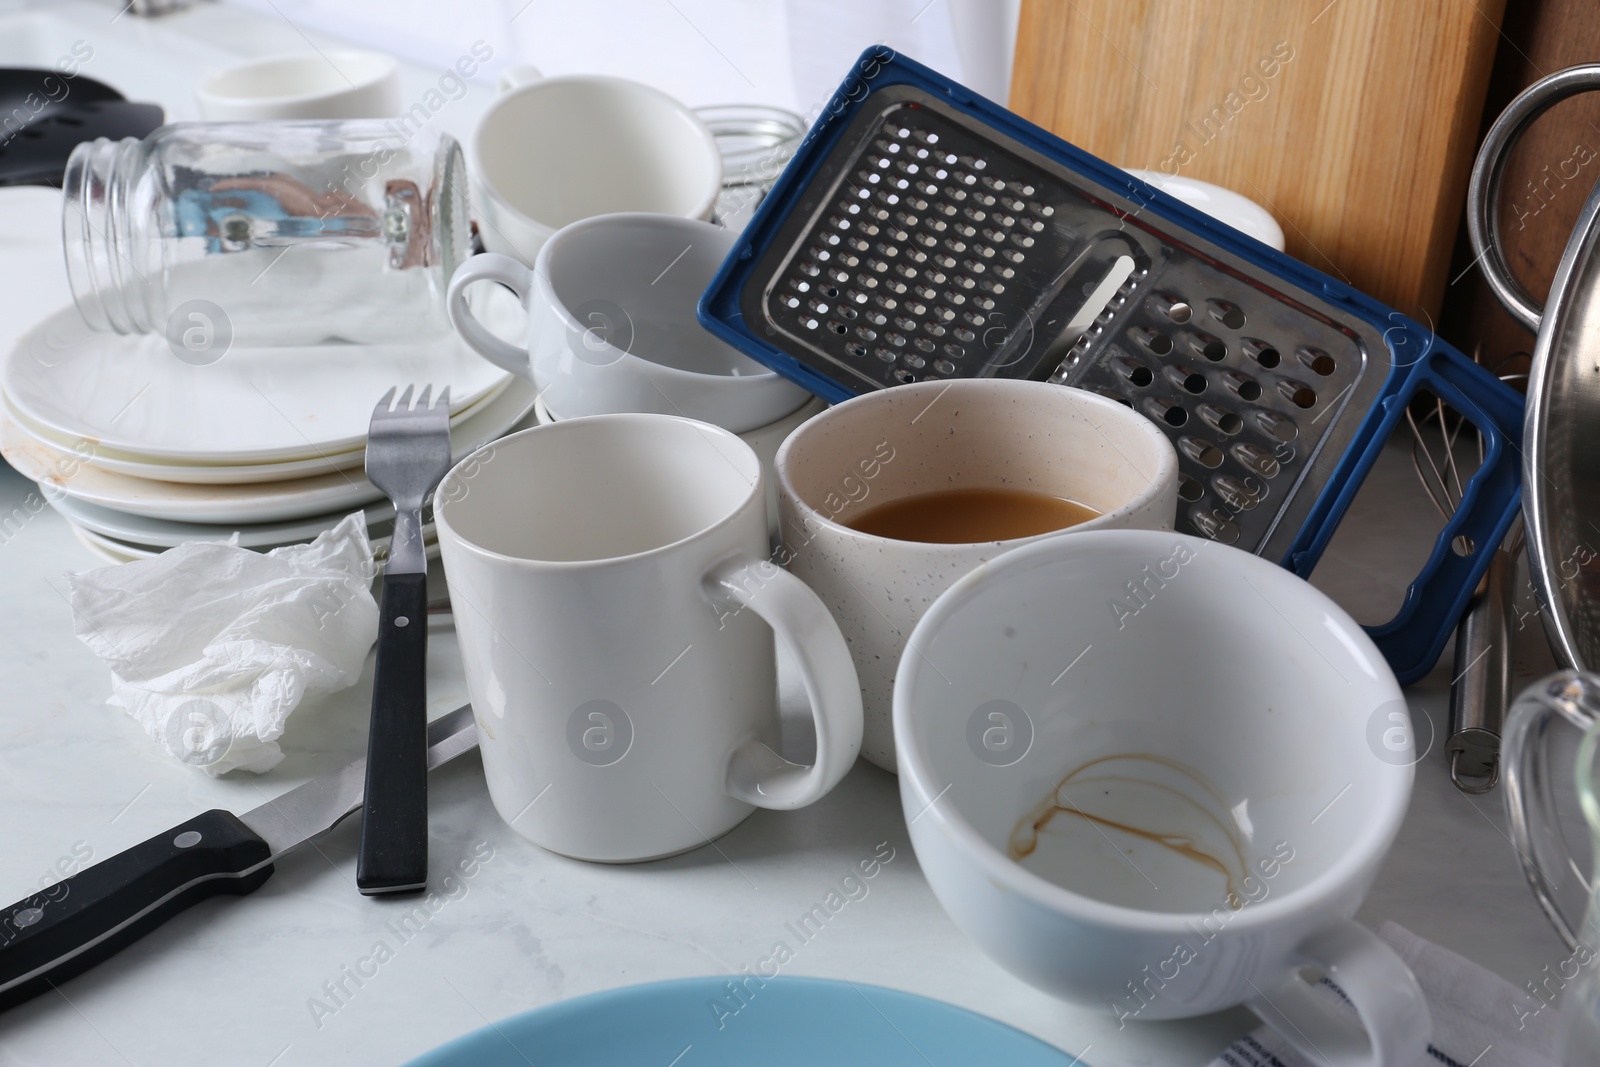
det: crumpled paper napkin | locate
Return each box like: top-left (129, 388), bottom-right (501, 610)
top-left (1204, 921), bottom-right (1570, 1067)
top-left (66, 512), bottom-right (379, 775)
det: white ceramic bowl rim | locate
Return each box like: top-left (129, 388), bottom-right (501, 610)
top-left (434, 413), bottom-right (761, 570)
top-left (197, 50), bottom-right (399, 104)
top-left (894, 527), bottom-right (1411, 935)
top-left (773, 379), bottom-right (1179, 547)
top-left (469, 75), bottom-right (722, 234)
top-left (532, 211), bottom-right (786, 386)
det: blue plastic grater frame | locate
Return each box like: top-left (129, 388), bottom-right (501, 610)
top-left (699, 47), bottom-right (1523, 685)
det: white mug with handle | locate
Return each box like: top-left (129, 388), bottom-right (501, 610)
top-left (896, 528), bottom-right (1430, 1066)
top-left (447, 212), bottom-right (811, 433)
top-left (434, 413), bottom-right (862, 862)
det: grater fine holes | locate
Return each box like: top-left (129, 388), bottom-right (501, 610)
top-left (1298, 347), bottom-right (1336, 376)
top-left (1164, 406), bottom-right (1189, 427)
top-left (934, 359), bottom-right (956, 375)
top-left (1198, 404), bottom-right (1243, 435)
top-left (1256, 411), bottom-right (1298, 442)
top-left (904, 354), bottom-right (926, 370)
top-left (1280, 381), bottom-right (1317, 408)
top-left (1180, 437), bottom-right (1224, 468)
top-left (892, 368), bottom-right (914, 383)
top-left (874, 347), bottom-right (894, 362)
top-left (1178, 475), bottom-right (1204, 501)
top-left (845, 342), bottom-right (867, 358)
top-left (828, 321), bottom-right (847, 335)
top-left (943, 342), bottom-right (964, 358)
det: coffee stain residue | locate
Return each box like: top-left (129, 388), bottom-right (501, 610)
top-left (1009, 753), bottom-right (1253, 910)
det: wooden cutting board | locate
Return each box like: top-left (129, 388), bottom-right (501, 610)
top-left (1009, 0), bottom-right (1506, 320)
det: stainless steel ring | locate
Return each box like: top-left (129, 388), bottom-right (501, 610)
top-left (1466, 64), bottom-right (1600, 332)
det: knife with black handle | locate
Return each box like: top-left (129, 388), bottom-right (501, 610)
top-left (0, 704), bottom-right (477, 1012)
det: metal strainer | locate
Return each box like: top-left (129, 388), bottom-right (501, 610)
top-left (1469, 64), bottom-right (1600, 673)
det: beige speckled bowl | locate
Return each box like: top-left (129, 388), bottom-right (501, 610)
top-left (774, 379), bottom-right (1178, 772)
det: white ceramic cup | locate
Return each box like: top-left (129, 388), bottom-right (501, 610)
top-left (469, 66), bottom-right (722, 264)
top-left (895, 529), bottom-right (1427, 1066)
top-left (195, 50), bottom-right (402, 121)
top-left (434, 414), bottom-right (863, 863)
top-left (534, 393), bottom-right (828, 539)
top-left (447, 213), bottom-right (811, 433)
top-left (774, 378), bottom-right (1179, 771)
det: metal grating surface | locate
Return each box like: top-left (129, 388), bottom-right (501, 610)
top-left (749, 88), bottom-right (1383, 559)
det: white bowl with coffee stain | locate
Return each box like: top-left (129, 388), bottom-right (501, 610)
top-left (893, 528), bottom-right (1425, 1062)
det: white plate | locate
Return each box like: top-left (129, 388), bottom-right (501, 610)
top-left (6, 379), bottom-right (508, 485)
top-left (2, 375), bottom-right (537, 523)
top-left (67, 520), bottom-right (440, 565)
top-left (2, 299), bottom-right (517, 465)
top-left (48, 492), bottom-right (397, 549)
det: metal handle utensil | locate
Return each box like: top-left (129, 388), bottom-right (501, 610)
top-left (359, 385), bottom-right (453, 894)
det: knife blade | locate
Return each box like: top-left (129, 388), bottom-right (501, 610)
top-left (0, 704), bottom-right (477, 1012)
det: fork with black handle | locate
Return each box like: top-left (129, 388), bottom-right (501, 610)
top-left (359, 385), bottom-right (452, 894)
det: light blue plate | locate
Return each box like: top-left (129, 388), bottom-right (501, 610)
top-left (404, 976), bottom-right (1087, 1066)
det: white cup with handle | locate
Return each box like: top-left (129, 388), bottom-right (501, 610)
top-left (195, 50), bottom-right (402, 120)
top-left (447, 212), bottom-right (811, 433)
top-left (895, 528), bottom-right (1429, 1066)
top-left (469, 66), bottom-right (722, 264)
top-left (433, 413), bottom-right (862, 863)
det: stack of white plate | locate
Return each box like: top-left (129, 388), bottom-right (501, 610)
top-left (0, 299), bottom-right (535, 565)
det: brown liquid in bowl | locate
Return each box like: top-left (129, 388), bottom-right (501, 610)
top-left (843, 487), bottom-right (1100, 543)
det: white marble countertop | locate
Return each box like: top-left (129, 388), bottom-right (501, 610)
top-left (0, 2), bottom-right (1577, 1064)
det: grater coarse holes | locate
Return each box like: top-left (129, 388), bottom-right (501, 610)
top-left (744, 86), bottom-right (1381, 563)
top-left (703, 50), bottom-right (1525, 683)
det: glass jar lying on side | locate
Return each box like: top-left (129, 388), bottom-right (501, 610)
top-left (63, 121), bottom-right (470, 348)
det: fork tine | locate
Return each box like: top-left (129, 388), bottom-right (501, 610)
top-left (396, 384), bottom-right (415, 410)
top-left (374, 386), bottom-right (397, 415)
top-left (435, 386), bottom-right (450, 412)
top-left (415, 384), bottom-right (432, 411)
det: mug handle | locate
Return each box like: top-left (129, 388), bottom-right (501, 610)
top-left (702, 555), bottom-right (863, 809)
top-left (1246, 918), bottom-right (1430, 1067)
top-left (446, 253), bottom-right (534, 378)
top-left (497, 64), bottom-right (544, 92)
